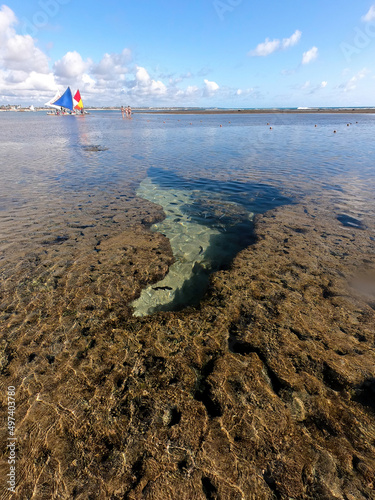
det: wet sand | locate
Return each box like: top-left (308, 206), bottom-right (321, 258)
top-left (0, 180), bottom-right (374, 498)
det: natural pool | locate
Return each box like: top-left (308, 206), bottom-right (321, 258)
top-left (131, 168), bottom-right (291, 315)
top-left (1, 111), bottom-right (375, 500)
top-left (1, 111), bottom-right (374, 317)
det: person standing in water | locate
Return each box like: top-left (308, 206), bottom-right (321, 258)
top-left (121, 106), bottom-right (125, 119)
top-left (127, 106), bottom-right (132, 118)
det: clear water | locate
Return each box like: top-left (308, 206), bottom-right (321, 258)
top-left (1, 111), bottom-right (375, 314)
top-left (131, 169), bottom-right (291, 315)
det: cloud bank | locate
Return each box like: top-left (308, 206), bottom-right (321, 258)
top-left (0, 5), bottom-right (222, 106)
top-left (0, 4), bottom-right (53, 99)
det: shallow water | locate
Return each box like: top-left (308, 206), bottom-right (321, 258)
top-left (1, 111), bottom-right (375, 314)
top-left (131, 177), bottom-right (257, 315)
top-left (131, 170), bottom-right (291, 315)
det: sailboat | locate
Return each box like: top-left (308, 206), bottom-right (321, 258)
top-left (53, 87), bottom-right (74, 114)
top-left (46, 87), bottom-right (88, 115)
top-left (73, 90), bottom-right (84, 113)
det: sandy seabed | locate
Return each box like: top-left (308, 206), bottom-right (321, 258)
top-left (0, 169), bottom-right (374, 499)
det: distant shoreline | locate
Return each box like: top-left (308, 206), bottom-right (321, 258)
top-left (2, 107), bottom-right (375, 115)
top-left (133, 108), bottom-right (375, 115)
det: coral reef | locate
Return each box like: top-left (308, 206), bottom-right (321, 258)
top-left (0, 193), bottom-right (374, 499)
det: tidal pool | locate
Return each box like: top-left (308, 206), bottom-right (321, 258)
top-left (131, 168), bottom-right (291, 316)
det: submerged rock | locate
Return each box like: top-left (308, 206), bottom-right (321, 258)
top-left (82, 144), bottom-right (109, 152)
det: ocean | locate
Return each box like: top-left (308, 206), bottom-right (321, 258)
top-left (1, 111), bottom-right (374, 314)
top-left (1, 110), bottom-right (375, 499)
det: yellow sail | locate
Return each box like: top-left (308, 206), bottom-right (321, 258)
top-left (73, 90), bottom-right (84, 110)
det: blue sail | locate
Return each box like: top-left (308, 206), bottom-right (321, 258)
top-left (53, 87), bottom-right (73, 110)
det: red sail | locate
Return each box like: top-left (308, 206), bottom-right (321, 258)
top-left (74, 90), bottom-right (84, 110)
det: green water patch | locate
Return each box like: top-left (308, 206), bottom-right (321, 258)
top-left (131, 169), bottom-right (292, 316)
top-left (131, 178), bottom-right (255, 316)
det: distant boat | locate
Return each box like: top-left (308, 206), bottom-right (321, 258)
top-left (46, 87), bottom-right (88, 115)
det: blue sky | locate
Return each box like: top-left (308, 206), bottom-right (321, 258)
top-left (1, 1), bottom-right (375, 106)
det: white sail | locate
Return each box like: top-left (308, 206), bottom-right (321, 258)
top-left (45, 91), bottom-right (61, 109)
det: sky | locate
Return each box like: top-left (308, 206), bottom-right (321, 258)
top-left (1, 1), bottom-right (375, 107)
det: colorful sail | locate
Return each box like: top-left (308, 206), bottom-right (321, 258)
top-left (45, 91), bottom-right (61, 109)
top-left (53, 87), bottom-right (74, 111)
top-left (73, 90), bottom-right (84, 110)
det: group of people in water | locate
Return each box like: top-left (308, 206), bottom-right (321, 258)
top-left (121, 106), bottom-right (132, 119)
top-left (48, 107), bottom-right (84, 116)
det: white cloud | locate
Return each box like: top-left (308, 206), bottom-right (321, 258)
top-left (136, 66), bottom-right (151, 85)
top-left (185, 85), bottom-right (199, 95)
top-left (341, 68), bottom-right (368, 92)
top-left (302, 46), bottom-right (318, 65)
top-left (282, 30), bottom-right (302, 49)
top-left (236, 88), bottom-right (254, 96)
top-left (249, 38), bottom-right (280, 57)
top-left (132, 66), bottom-right (167, 95)
top-left (0, 5), bottom-right (49, 74)
top-left (149, 79), bottom-right (167, 94)
top-left (22, 71), bottom-right (56, 91)
top-left (0, 5), bottom-right (16, 44)
top-left (92, 48), bottom-right (131, 81)
top-left (175, 85), bottom-right (200, 100)
top-left (169, 76), bottom-right (182, 85)
top-left (116, 65), bottom-right (167, 99)
top-left (0, 6), bottom-right (232, 106)
top-left (204, 79), bottom-right (219, 95)
top-left (299, 80), bottom-right (327, 94)
top-left (3, 69), bottom-right (28, 84)
top-left (3, 34), bottom-right (49, 73)
top-left (54, 51), bottom-right (91, 80)
top-left (0, 5), bottom-right (56, 99)
top-left (362, 5), bottom-right (375, 22)
top-left (249, 30), bottom-right (301, 56)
